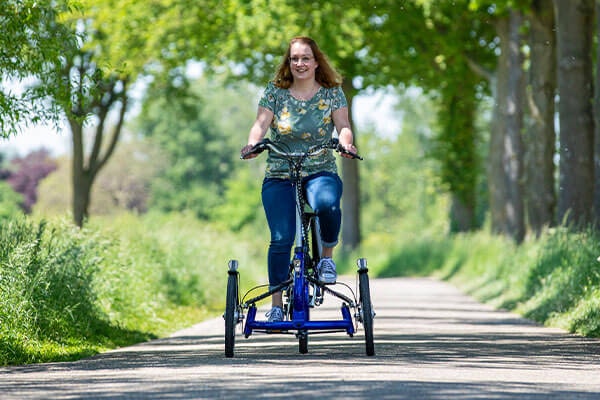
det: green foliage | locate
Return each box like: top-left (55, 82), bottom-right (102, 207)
top-left (368, 226), bottom-right (600, 338)
top-left (0, 212), bottom-right (265, 365)
top-left (137, 78), bottom-right (255, 219)
top-left (432, 84), bottom-right (481, 217)
top-left (517, 228), bottom-right (600, 330)
top-left (358, 89), bottom-right (449, 238)
top-left (0, 0), bottom-right (78, 136)
top-left (212, 167), bottom-right (263, 231)
top-left (0, 216), bottom-right (142, 365)
top-left (0, 181), bottom-right (24, 220)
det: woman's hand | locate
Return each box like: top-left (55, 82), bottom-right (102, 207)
top-left (340, 143), bottom-right (358, 159)
top-left (240, 143), bottom-right (259, 159)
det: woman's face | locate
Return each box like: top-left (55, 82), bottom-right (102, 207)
top-left (289, 41), bottom-right (318, 82)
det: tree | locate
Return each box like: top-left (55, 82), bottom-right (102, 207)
top-left (62, 49), bottom-right (130, 227)
top-left (0, 0), bottom-right (77, 137)
top-left (37, 0), bottom-right (223, 226)
top-left (553, 0), bottom-right (594, 227)
top-left (0, 153), bottom-right (24, 219)
top-left (136, 79), bottom-right (250, 218)
top-left (488, 10), bottom-right (526, 243)
top-left (594, 0), bottom-right (600, 227)
top-left (34, 139), bottom-right (164, 217)
top-left (36, 3), bottom-right (138, 226)
top-left (405, 1), bottom-right (496, 232)
top-left (467, 1), bottom-right (551, 241)
top-left (359, 89), bottom-right (446, 235)
top-left (524, 0), bottom-right (557, 235)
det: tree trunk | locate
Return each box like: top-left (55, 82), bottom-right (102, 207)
top-left (489, 18), bottom-right (509, 235)
top-left (341, 79), bottom-right (361, 250)
top-left (525, 1), bottom-right (557, 236)
top-left (69, 80), bottom-right (128, 228)
top-left (554, 0), bottom-right (595, 228)
top-left (595, 0), bottom-right (600, 227)
top-left (489, 12), bottom-right (526, 243)
top-left (504, 10), bottom-right (526, 243)
top-left (70, 119), bottom-right (88, 227)
top-left (450, 193), bottom-right (475, 233)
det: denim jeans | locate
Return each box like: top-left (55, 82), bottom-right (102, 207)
top-left (261, 171), bottom-right (343, 288)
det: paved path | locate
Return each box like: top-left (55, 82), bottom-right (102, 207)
top-left (1, 277), bottom-right (600, 399)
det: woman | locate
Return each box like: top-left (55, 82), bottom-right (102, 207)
top-left (241, 36), bottom-right (357, 322)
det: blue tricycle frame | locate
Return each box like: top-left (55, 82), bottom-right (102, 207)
top-left (224, 139), bottom-right (375, 357)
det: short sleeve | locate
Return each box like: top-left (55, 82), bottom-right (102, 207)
top-left (258, 82), bottom-right (278, 112)
top-left (330, 86), bottom-right (348, 111)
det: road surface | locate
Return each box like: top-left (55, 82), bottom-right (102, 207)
top-left (1, 277), bottom-right (600, 399)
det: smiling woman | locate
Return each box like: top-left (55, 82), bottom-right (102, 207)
top-left (240, 36), bottom-right (361, 319)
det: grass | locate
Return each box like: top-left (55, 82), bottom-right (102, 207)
top-left (362, 226), bottom-right (600, 338)
top-left (0, 212), bottom-right (265, 365)
top-left (2, 210), bottom-right (599, 366)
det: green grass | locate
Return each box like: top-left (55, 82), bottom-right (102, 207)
top-left (3, 210), bottom-right (599, 366)
top-left (363, 226), bottom-right (600, 338)
top-left (0, 212), bottom-right (265, 365)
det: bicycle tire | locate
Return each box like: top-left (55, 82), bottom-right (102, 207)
top-left (359, 271), bottom-right (375, 356)
top-left (224, 272), bottom-right (238, 358)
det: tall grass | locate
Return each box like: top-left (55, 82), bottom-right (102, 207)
top-left (0, 212), bottom-right (265, 365)
top-left (363, 227), bottom-right (600, 337)
top-left (3, 208), bottom-right (598, 366)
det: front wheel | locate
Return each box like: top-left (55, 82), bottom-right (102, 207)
top-left (224, 266), bottom-right (239, 358)
top-left (358, 269), bottom-right (375, 356)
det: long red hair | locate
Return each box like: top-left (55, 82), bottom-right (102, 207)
top-left (273, 36), bottom-right (343, 89)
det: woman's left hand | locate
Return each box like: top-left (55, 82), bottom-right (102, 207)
top-left (341, 143), bottom-right (358, 159)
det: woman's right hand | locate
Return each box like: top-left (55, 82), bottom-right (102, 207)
top-left (241, 144), bottom-right (258, 159)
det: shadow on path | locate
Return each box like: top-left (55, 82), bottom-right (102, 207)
top-left (1, 277), bottom-right (599, 400)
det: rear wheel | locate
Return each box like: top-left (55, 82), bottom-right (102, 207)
top-left (224, 271), bottom-right (239, 358)
top-left (359, 270), bottom-right (375, 356)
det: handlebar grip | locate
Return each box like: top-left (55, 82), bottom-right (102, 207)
top-left (329, 138), bottom-right (363, 160)
top-left (340, 148), bottom-right (363, 160)
top-left (240, 140), bottom-right (270, 159)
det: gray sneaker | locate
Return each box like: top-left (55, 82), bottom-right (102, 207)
top-left (317, 257), bottom-right (337, 284)
top-left (266, 306), bottom-right (284, 322)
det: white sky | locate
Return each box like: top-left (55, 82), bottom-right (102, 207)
top-left (1, 91), bottom-right (400, 157)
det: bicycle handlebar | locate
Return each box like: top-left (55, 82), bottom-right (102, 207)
top-left (241, 138), bottom-right (363, 160)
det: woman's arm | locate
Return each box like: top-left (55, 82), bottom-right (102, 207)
top-left (241, 106), bottom-right (274, 158)
top-left (332, 107), bottom-right (357, 158)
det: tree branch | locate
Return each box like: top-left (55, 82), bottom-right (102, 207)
top-left (465, 55), bottom-right (495, 83)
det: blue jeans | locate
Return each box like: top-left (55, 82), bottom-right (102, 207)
top-left (261, 172), bottom-right (343, 288)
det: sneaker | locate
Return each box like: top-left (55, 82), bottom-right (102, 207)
top-left (265, 306), bottom-right (284, 322)
top-left (317, 257), bottom-right (337, 284)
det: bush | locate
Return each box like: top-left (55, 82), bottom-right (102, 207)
top-left (0, 181), bottom-right (23, 220)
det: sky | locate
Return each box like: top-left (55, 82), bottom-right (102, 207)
top-left (1, 91), bottom-right (400, 158)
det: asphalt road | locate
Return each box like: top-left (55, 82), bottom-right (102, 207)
top-left (1, 277), bottom-right (600, 399)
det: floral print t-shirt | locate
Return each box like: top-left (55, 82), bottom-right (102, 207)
top-left (258, 81), bottom-right (348, 179)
